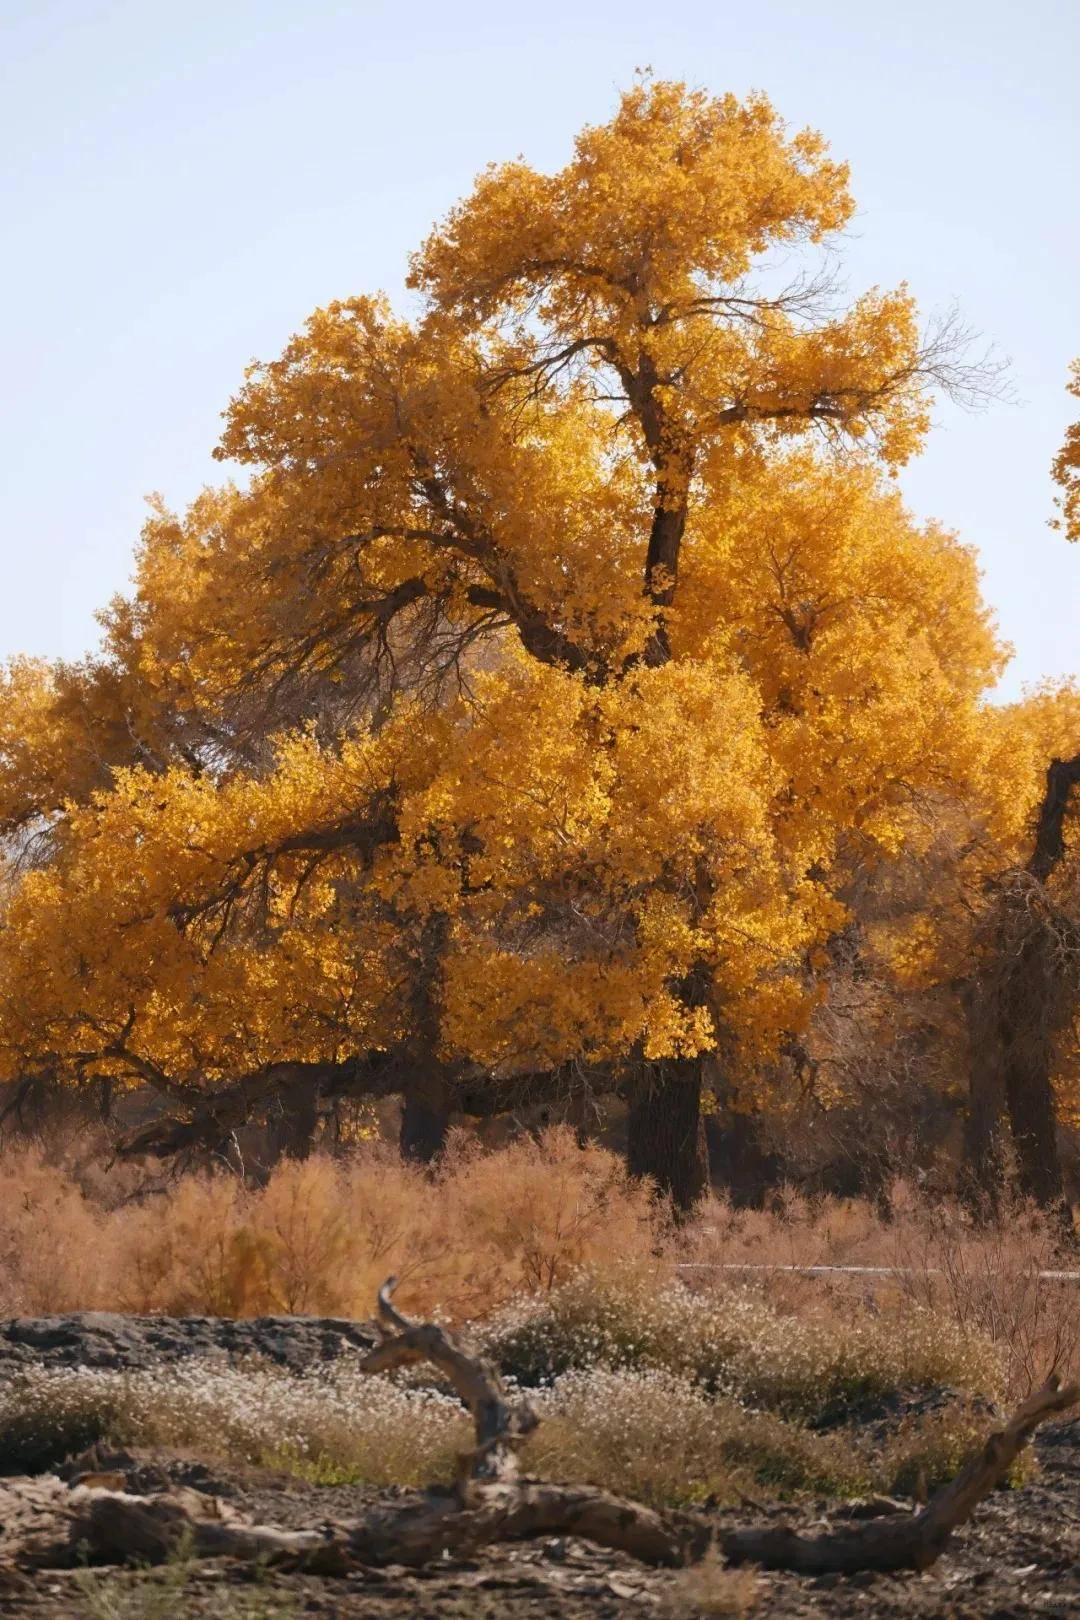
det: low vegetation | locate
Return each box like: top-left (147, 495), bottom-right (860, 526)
top-left (483, 1266), bottom-right (1003, 1419)
top-left (0, 1346), bottom-right (1016, 1509)
top-left (72, 1551), bottom-right (299, 1620)
top-left (0, 1132), bottom-right (657, 1323)
top-left (663, 1547), bottom-right (761, 1618)
top-left (1, 1133), bottom-right (1075, 1405)
top-left (1, 1134), bottom-right (1050, 1514)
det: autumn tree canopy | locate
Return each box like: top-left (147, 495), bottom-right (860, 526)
top-left (0, 81), bottom-right (1074, 1206)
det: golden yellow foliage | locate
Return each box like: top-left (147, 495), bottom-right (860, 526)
top-left (1051, 360), bottom-right (1080, 540)
top-left (0, 80), bottom-right (1071, 1165)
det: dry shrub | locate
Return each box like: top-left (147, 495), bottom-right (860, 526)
top-left (884, 1199), bottom-right (1080, 1400)
top-left (435, 1129), bottom-right (660, 1299)
top-left (110, 1154), bottom-right (423, 1318)
top-left (684, 1187), bottom-right (879, 1270)
top-left (0, 1135), bottom-right (1074, 1414)
top-left (534, 1369), bottom-right (1021, 1506)
top-left (663, 1546), bottom-right (759, 1617)
top-left (0, 1362), bottom-right (469, 1484)
top-left (531, 1367), bottom-right (866, 1505)
top-left (482, 1266), bottom-right (1003, 1421)
top-left (0, 1147), bottom-right (118, 1315)
top-left (0, 1128), bottom-right (660, 1322)
top-left (682, 1184), bottom-right (1080, 1401)
top-left (873, 1395), bottom-right (1035, 1497)
top-left (0, 1359), bottom-right (986, 1508)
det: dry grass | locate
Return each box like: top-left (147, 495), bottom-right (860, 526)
top-left (682, 1183), bottom-right (1080, 1400)
top-left (885, 1198), bottom-right (1080, 1399)
top-left (0, 1145), bottom-right (113, 1316)
top-left (481, 1266), bottom-right (1004, 1421)
top-left (530, 1366), bottom-right (868, 1503)
top-left (0, 1361), bottom-right (470, 1482)
top-left (0, 1134), bottom-right (1058, 1544)
top-left (0, 1359), bottom-right (1006, 1507)
top-left (72, 1552), bottom-right (299, 1620)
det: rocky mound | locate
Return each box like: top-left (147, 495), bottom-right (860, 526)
top-left (0, 1312), bottom-right (377, 1373)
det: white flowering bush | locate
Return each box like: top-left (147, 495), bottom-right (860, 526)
top-left (0, 1362), bottom-right (469, 1484)
top-left (533, 1367), bottom-right (1017, 1503)
top-left (0, 1367), bottom-right (126, 1474)
top-left (727, 1304), bottom-right (1004, 1422)
top-left (0, 1264), bottom-right (1007, 1506)
top-left (530, 1366), bottom-right (868, 1504)
top-left (0, 1354), bottom-right (1008, 1505)
top-left (480, 1267), bottom-right (1004, 1422)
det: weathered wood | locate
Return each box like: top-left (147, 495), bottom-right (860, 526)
top-left (361, 1277), bottom-right (538, 1483)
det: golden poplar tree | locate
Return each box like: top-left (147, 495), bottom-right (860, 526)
top-left (0, 80), bottom-right (1060, 1205)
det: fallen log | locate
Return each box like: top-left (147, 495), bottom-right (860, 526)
top-left (7, 1279), bottom-right (1078, 1578)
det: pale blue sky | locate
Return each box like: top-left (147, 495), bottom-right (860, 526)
top-left (1, 0), bottom-right (1076, 698)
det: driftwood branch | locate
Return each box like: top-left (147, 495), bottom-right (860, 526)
top-left (5, 1282), bottom-right (1077, 1580)
top-left (363, 1277), bottom-right (539, 1483)
top-left (717, 1373), bottom-right (1078, 1574)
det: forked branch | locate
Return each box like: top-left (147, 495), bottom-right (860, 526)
top-left (360, 1276), bottom-right (539, 1483)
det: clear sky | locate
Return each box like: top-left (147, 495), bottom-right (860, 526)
top-left (1, 0), bottom-right (1076, 699)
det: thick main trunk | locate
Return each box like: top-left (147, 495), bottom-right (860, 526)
top-left (999, 934), bottom-right (1071, 1229)
top-left (964, 755), bottom-right (1079, 1232)
top-left (264, 1075), bottom-right (320, 1166)
top-left (399, 910), bottom-right (454, 1165)
top-left (1003, 939), bottom-right (1075, 1224)
top-left (627, 1057), bottom-right (709, 1213)
top-left (1003, 1048), bottom-right (1065, 1215)
top-left (704, 1108), bottom-right (782, 1208)
top-left (399, 1088), bottom-right (452, 1164)
top-left (700, 1063), bottom-right (781, 1207)
top-left (997, 752), bottom-right (1080, 1234)
top-left (961, 981), bottom-right (1007, 1218)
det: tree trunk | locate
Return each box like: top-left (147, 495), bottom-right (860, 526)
top-left (399, 910), bottom-right (453, 1165)
top-left (999, 752), bottom-right (1080, 1233)
top-left (704, 1105), bottom-right (783, 1208)
top-left (961, 981), bottom-right (1007, 1219)
top-left (399, 1088), bottom-right (452, 1164)
top-left (999, 931), bottom-right (1071, 1228)
top-left (264, 1073), bottom-right (320, 1166)
top-left (627, 1057), bottom-right (709, 1213)
top-left (967, 753), bottom-right (1079, 1235)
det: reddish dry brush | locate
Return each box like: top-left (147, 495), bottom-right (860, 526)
top-left (0, 1129), bottom-right (659, 1322)
top-left (683, 1182), bottom-right (1080, 1399)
